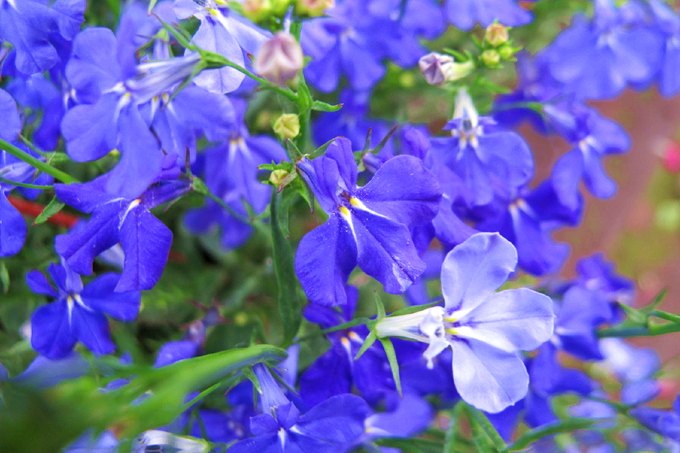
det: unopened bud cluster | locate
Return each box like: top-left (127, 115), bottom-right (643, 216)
top-left (242, 0), bottom-right (291, 22)
top-left (480, 22), bottom-right (519, 68)
top-left (295, 0), bottom-right (334, 16)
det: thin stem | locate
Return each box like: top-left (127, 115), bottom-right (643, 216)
top-left (202, 189), bottom-right (268, 237)
top-left (0, 176), bottom-right (53, 190)
top-left (0, 138), bottom-right (79, 184)
top-left (597, 322), bottom-right (680, 338)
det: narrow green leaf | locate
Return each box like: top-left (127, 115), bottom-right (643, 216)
top-left (503, 418), bottom-right (597, 452)
top-left (33, 196), bottom-right (65, 225)
top-left (641, 288), bottom-right (668, 313)
top-left (354, 330), bottom-right (377, 361)
top-left (444, 402), bottom-right (464, 453)
top-left (0, 261), bottom-right (9, 294)
top-left (0, 176), bottom-right (53, 190)
top-left (379, 338), bottom-right (402, 397)
top-left (371, 124), bottom-right (399, 155)
top-left (277, 190), bottom-right (295, 239)
top-left (373, 292), bottom-right (386, 319)
top-left (649, 310), bottom-right (680, 326)
top-left (308, 138), bottom-right (337, 159)
top-left (242, 366), bottom-right (262, 394)
top-left (147, 0), bottom-right (159, 13)
top-left (270, 191), bottom-right (302, 346)
top-left (467, 404), bottom-right (506, 452)
top-left (620, 304), bottom-right (646, 325)
top-left (285, 139), bottom-right (303, 162)
top-left (311, 100), bottom-right (343, 112)
top-left (373, 437), bottom-right (443, 453)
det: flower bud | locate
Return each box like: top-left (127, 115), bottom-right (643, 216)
top-left (273, 113), bottom-right (300, 139)
top-left (294, 0), bottom-right (334, 17)
top-left (242, 0), bottom-right (272, 22)
top-left (269, 169), bottom-right (290, 187)
top-left (484, 23), bottom-right (509, 47)
top-left (481, 49), bottom-right (500, 67)
top-left (419, 52), bottom-right (474, 85)
top-left (498, 44), bottom-right (516, 60)
top-left (254, 32), bottom-right (304, 84)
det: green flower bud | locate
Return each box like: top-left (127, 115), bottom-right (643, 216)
top-left (484, 23), bottom-right (509, 47)
top-left (498, 44), bottom-right (516, 60)
top-left (242, 0), bottom-right (272, 22)
top-left (269, 169), bottom-right (290, 188)
top-left (274, 113), bottom-right (300, 140)
top-left (294, 0), bottom-right (334, 17)
top-left (481, 49), bottom-right (500, 67)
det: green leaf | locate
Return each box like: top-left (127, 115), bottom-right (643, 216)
top-left (379, 338), bottom-right (402, 397)
top-left (466, 404), bottom-right (506, 452)
top-left (620, 304), bottom-right (646, 325)
top-left (503, 418), bottom-right (597, 452)
top-left (270, 191), bottom-right (303, 346)
top-left (308, 138), bottom-right (337, 159)
top-left (311, 100), bottom-right (343, 112)
top-left (373, 437), bottom-right (443, 453)
top-left (641, 288), bottom-right (668, 313)
top-left (148, 0), bottom-right (159, 13)
top-left (370, 125), bottom-right (398, 155)
top-left (277, 190), bottom-right (295, 239)
top-left (33, 196), bottom-right (65, 225)
top-left (241, 366), bottom-right (262, 394)
top-left (285, 139), bottom-right (303, 161)
top-left (373, 292), bottom-right (386, 320)
top-left (0, 261), bottom-right (8, 294)
top-left (354, 330), bottom-right (377, 361)
top-left (444, 402), bottom-right (464, 453)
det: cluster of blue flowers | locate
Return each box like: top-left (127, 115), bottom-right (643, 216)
top-left (1, 0), bottom-right (680, 452)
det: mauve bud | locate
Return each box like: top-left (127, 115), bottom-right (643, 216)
top-left (295, 0), bottom-right (334, 17)
top-left (419, 52), bottom-right (473, 85)
top-left (254, 32), bottom-right (304, 84)
top-left (484, 23), bottom-right (509, 47)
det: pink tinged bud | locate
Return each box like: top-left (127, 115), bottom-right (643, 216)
top-left (484, 23), bottom-right (509, 47)
top-left (662, 141), bottom-right (680, 173)
top-left (254, 32), bottom-right (304, 84)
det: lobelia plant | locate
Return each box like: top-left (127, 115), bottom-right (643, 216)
top-left (1, 0), bottom-right (680, 452)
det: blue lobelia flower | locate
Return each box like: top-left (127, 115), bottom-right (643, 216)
top-left (550, 103), bottom-right (630, 210)
top-left (487, 342), bottom-right (594, 439)
top-left (542, 0), bottom-right (664, 100)
top-left (54, 174), bottom-right (191, 292)
top-left (443, 0), bottom-right (532, 31)
top-left (648, 0), bottom-right (680, 97)
top-left (301, 0), bottom-right (439, 93)
top-left (375, 232), bottom-right (555, 413)
top-left (300, 286), bottom-right (396, 408)
top-left (61, 24), bottom-right (232, 198)
top-left (630, 396), bottom-right (680, 443)
top-left (430, 89), bottom-right (534, 208)
top-left (183, 98), bottom-right (286, 251)
top-left (28, 259), bottom-right (141, 359)
top-left (294, 137), bottom-right (441, 306)
top-left (229, 364), bottom-right (370, 453)
top-left (475, 180), bottom-right (582, 276)
top-left (0, 0), bottom-right (85, 75)
top-left (599, 338), bottom-right (661, 406)
top-left (173, 0), bottom-right (271, 94)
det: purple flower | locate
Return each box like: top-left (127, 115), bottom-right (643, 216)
top-left (444, 0), bottom-right (532, 31)
top-left (542, 0), bottom-right (664, 100)
top-left (375, 233), bottom-right (555, 413)
top-left (54, 174), bottom-right (191, 292)
top-left (229, 364), bottom-right (370, 453)
top-left (28, 259), bottom-right (141, 359)
top-left (551, 103), bottom-right (630, 210)
top-left (173, 0), bottom-right (271, 94)
top-left (0, 0), bottom-right (85, 75)
top-left (630, 397), bottom-right (680, 442)
top-left (430, 90), bottom-right (534, 207)
top-left (649, 0), bottom-right (680, 97)
top-left (294, 137), bottom-right (441, 306)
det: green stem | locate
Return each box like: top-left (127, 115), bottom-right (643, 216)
top-left (0, 176), bottom-right (53, 190)
top-left (597, 322), bottom-right (680, 338)
top-left (649, 310), bottom-right (680, 326)
top-left (294, 317), bottom-right (372, 343)
top-left (200, 51), bottom-right (298, 103)
top-left (0, 138), bottom-right (79, 184)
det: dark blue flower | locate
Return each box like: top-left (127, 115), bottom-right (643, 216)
top-left (28, 260), bottom-right (141, 359)
top-left (55, 174), bottom-right (191, 291)
top-left (229, 364), bottom-right (370, 453)
top-left (294, 137), bottom-right (441, 306)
